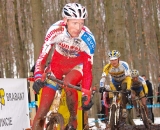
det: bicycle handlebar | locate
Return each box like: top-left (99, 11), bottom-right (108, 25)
top-left (46, 73), bottom-right (95, 105)
top-left (132, 95), bottom-right (147, 101)
top-left (49, 76), bottom-right (82, 91)
top-left (104, 89), bottom-right (127, 94)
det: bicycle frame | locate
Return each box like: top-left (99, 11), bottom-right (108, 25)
top-left (106, 90), bottom-right (123, 130)
top-left (46, 73), bottom-right (92, 105)
top-left (44, 73), bottom-right (96, 130)
top-left (133, 95), bottom-right (150, 128)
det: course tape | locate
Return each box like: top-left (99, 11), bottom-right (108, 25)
top-left (126, 104), bottom-right (160, 109)
top-left (29, 101), bottom-right (37, 108)
top-left (127, 95), bottom-right (160, 109)
top-left (28, 95), bottom-right (160, 109)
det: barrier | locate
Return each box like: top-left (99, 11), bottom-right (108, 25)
top-left (27, 72), bottom-right (37, 127)
top-left (0, 78), bottom-right (30, 130)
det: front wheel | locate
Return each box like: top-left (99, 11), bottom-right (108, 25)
top-left (139, 106), bottom-right (150, 129)
top-left (110, 104), bottom-right (116, 130)
top-left (46, 112), bottom-right (64, 130)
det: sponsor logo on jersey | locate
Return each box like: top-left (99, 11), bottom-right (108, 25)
top-left (45, 27), bottom-right (64, 42)
top-left (81, 32), bottom-right (95, 54)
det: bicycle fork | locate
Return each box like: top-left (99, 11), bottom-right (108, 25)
top-left (108, 96), bottom-right (118, 126)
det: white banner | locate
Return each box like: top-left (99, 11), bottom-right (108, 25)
top-left (0, 78), bottom-right (30, 130)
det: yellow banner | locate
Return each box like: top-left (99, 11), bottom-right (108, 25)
top-left (58, 89), bottom-right (82, 129)
top-left (38, 89), bottom-right (83, 129)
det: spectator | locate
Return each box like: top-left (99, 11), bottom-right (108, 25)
top-left (157, 76), bottom-right (160, 103)
top-left (142, 74), bottom-right (154, 123)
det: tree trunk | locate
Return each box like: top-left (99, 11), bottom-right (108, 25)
top-left (152, 0), bottom-right (160, 65)
top-left (126, 0), bottom-right (138, 68)
top-left (104, 0), bottom-right (115, 51)
top-left (14, 0), bottom-right (26, 78)
top-left (31, 0), bottom-right (43, 62)
top-left (112, 0), bottom-right (126, 60)
top-left (137, 0), bottom-right (147, 74)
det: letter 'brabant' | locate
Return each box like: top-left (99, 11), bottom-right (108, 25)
top-left (6, 92), bottom-right (24, 101)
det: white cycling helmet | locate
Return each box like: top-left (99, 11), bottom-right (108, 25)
top-left (108, 50), bottom-right (121, 60)
top-left (62, 3), bottom-right (88, 19)
top-left (131, 69), bottom-right (139, 78)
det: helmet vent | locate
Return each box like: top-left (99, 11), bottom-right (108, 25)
top-left (64, 11), bottom-right (71, 17)
top-left (69, 8), bottom-right (75, 12)
top-left (73, 12), bottom-right (77, 17)
top-left (78, 9), bottom-right (81, 17)
top-left (75, 3), bottom-right (79, 7)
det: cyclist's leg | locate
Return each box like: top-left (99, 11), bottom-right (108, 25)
top-left (131, 90), bottom-right (139, 117)
top-left (131, 90), bottom-right (137, 108)
top-left (109, 82), bottom-right (116, 101)
top-left (140, 91), bottom-right (152, 123)
top-left (140, 91), bottom-right (148, 115)
top-left (121, 76), bottom-right (131, 109)
top-left (120, 82), bottom-right (128, 118)
top-left (32, 87), bottom-right (56, 130)
top-left (121, 82), bottom-right (127, 107)
top-left (63, 67), bottom-right (82, 129)
top-left (32, 65), bottom-right (63, 130)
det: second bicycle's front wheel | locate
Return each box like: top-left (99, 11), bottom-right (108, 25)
top-left (46, 112), bottom-right (64, 130)
top-left (110, 104), bottom-right (116, 130)
top-left (139, 106), bottom-right (150, 129)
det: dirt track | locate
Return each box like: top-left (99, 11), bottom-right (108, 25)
top-left (116, 124), bottom-right (160, 130)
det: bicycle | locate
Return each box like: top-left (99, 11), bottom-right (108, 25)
top-left (44, 73), bottom-right (96, 130)
top-left (131, 95), bottom-right (150, 129)
top-left (104, 89), bottom-right (126, 130)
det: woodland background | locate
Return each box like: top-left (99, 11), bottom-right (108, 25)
top-left (0, 0), bottom-right (160, 119)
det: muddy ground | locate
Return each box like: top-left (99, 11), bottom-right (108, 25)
top-left (85, 124), bottom-right (160, 130)
top-left (119, 124), bottom-right (160, 130)
top-left (109, 124), bottom-right (160, 130)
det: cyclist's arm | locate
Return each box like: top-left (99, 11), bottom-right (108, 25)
top-left (81, 52), bottom-right (93, 90)
top-left (125, 76), bottom-right (132, 90)
top-left (139, 76), bottom-right (148, 95)
top-left (99, 64), bottom-right (111, 87)
top-left (103, 63), bottom-right (111, 76)
top-left (121, 61), bottom-right (132, 90)
top-left (34, 21), bottom-right (64, 78)
top-left (143, 84), bottom-right (148, 95)
top-left (81, 29), bottom-right (96, 90)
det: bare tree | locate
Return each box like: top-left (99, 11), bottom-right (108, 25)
top-left (31, 0), bottom-right (43, 62)
top-left (152, 0), bottom-right (160, 65)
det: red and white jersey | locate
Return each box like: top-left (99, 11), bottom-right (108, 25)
top-left (34, 20), bottom-right (96, 90)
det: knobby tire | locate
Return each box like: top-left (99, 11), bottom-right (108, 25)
top-left (46, 113), bottom-right (64, 130)
top-left (110, 104), bottom-right (116, 130)
top-left (140, 107), bottom-right (150, 129)
top-left (117, 107), bottom-right (124, 130)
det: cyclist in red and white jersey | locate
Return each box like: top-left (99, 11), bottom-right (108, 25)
top-left (32, 3), bottom-right (96, 130)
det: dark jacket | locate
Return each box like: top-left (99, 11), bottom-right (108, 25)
top-left (146, 80), bottom-right (153, 97)
top-left (157, 84), bottom-right (160, 102)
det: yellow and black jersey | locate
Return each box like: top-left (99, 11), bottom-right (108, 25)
top-left (102, 61), bottom-right (131, 82)
top-left (131, 76), bottom-right (148, 94)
